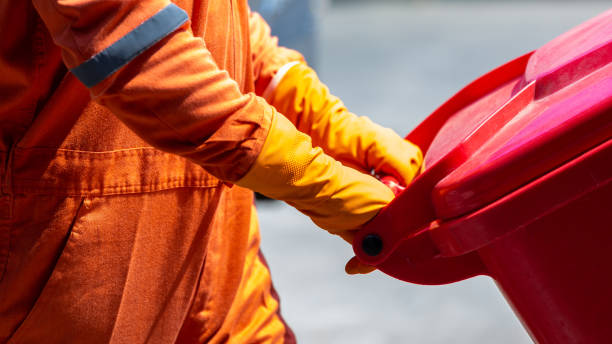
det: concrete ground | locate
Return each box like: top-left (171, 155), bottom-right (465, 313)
top-left (256, 2), bottom-right (611, 343)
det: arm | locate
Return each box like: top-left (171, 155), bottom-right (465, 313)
top-left (33, 0), bottom-right (393, 237)
top-left (35, 1), bottom-right (268, 181)
top-left (248, 11), bottom-right (423, 186)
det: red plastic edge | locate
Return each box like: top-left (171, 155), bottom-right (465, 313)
top-left (353, 53), bottom-right (531, 267)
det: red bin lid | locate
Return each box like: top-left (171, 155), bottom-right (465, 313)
top-left (352, 10), bottom-right (612, 284)
top-left (428, 9), bottom-right (612, 220)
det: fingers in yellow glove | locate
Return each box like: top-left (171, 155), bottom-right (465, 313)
top-left (345, 256), bottom-right (377, 275)
top-left (236, 111), bottom-right (395, 234)
top-left (266, 62), bottom-right (423, 186)
top-left (335, 231), bottom-right (377, 275)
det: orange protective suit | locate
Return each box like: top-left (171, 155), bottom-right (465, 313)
top-left (0, 2), bottom-right (301, 342)
top-left (0, 1), bottom-right (421, 343)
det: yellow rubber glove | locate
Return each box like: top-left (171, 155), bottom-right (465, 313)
top-left (237, 111), bottom-right (395, 241)
top-left (265, 63), bottom-right (423, 186)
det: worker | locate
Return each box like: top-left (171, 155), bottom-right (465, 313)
top-left (0, 1), bottom-right (422, 343)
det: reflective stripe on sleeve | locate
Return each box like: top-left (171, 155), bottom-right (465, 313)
top-left (71, 3), bottom-right (189, 88)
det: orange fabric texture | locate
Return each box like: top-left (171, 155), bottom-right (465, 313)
top-left (32, 0), bottom-right (270, 182)
top-left (0, 1), bottom-right (300, 343)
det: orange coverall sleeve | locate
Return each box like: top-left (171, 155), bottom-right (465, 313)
top-left (248, 11), bottom-right (305, 97)
top-left (32, 0), bottom-right (273, 181)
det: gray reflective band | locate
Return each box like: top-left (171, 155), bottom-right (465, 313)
top-left (71, 3), bottom-right (188, 88)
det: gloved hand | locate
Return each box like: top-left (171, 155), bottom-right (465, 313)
top-left (263, 63), bottom-right (424, 274)
top-left (264, 62), bottom-right (424, 187)
top-left (236, 111), bottom-right (395, 250)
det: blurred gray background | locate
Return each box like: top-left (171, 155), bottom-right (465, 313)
top-left (249, 1), bottom-right (611, 343)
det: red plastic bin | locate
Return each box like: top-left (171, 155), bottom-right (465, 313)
top-left (353, 9), bottom-right (612, 343)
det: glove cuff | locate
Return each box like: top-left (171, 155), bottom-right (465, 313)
top-left (237, 111), bottom-right (394, 232)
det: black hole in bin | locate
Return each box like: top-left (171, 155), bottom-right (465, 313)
top-left (362, 234), bottom-right (383, 256)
